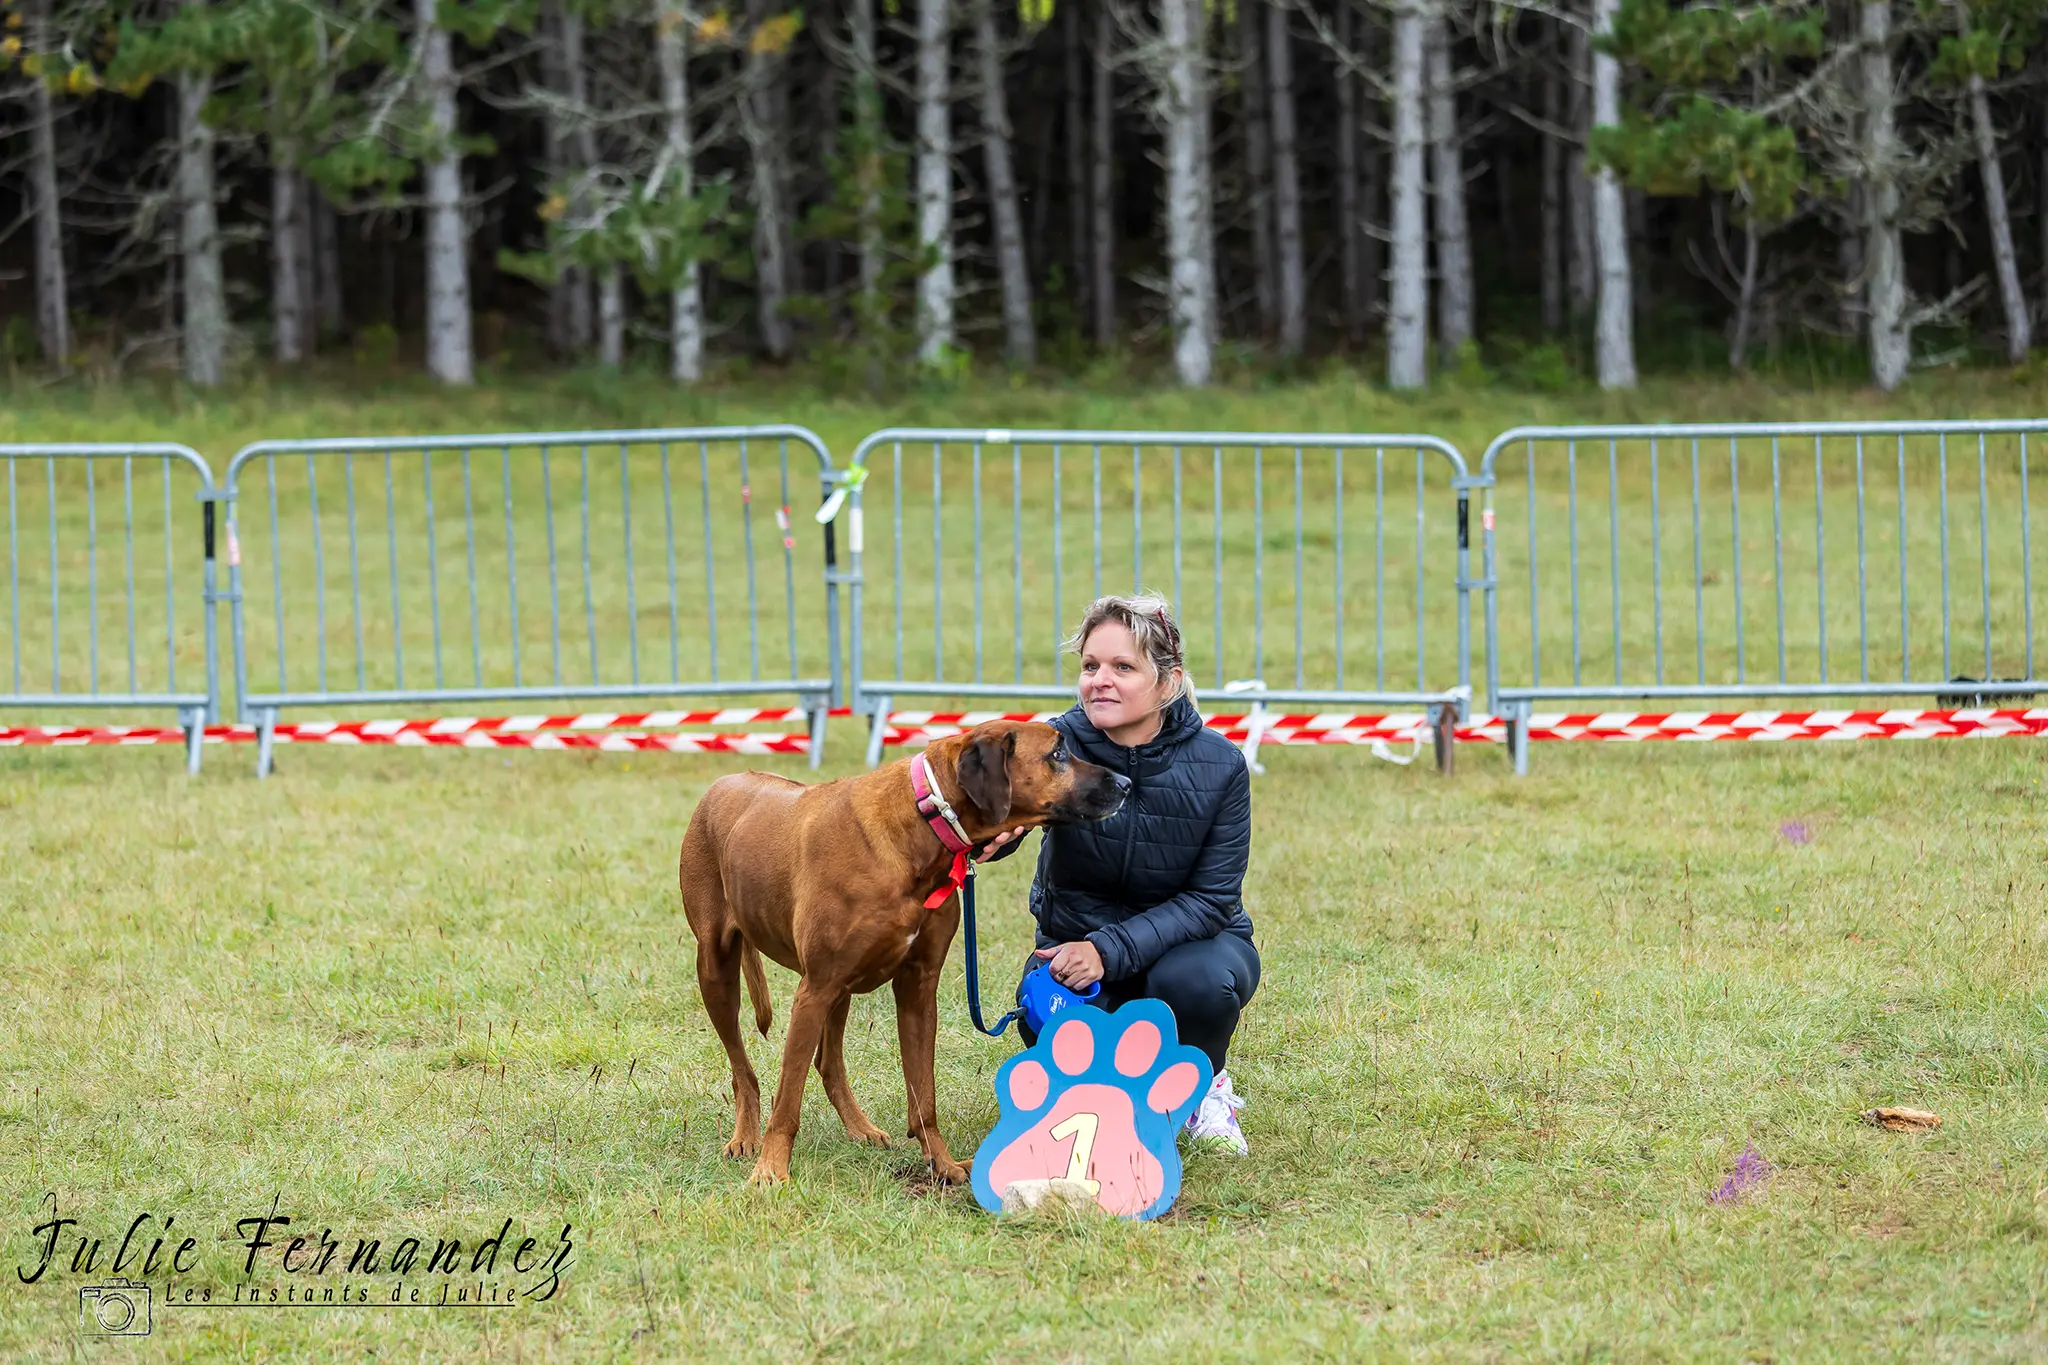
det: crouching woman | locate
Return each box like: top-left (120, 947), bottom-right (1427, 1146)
top-left (980, 594), bottom-right (1260, 1153)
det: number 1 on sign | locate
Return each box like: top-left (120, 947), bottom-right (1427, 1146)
top-left (1047, 1112), bottom-right (1102, 1196)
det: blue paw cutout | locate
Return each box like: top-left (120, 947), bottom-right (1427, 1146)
top-left (971, 999), bottom-right (1212, 1220)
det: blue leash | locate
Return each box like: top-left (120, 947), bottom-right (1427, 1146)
top-left (959, 862), bottom-right (1102, 1036)
top-left (959, 865), bottom-right (1021, 1037)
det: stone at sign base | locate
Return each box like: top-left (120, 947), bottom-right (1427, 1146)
top-left (1000, 1178), bottom-right (1107, 1215)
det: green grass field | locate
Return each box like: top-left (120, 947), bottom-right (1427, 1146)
top-left (5, 735), bottom-right (2046, 1361)
top-left (5, 372), bottom-right (2048, 1360)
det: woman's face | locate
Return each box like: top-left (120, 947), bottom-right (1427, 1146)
top-left (1078, 621), bottom-right (1174, 732)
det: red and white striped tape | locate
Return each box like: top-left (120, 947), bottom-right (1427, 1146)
top-left (1469, 708), bottom-right (2048, 743)
top-left (0, 724), bottom-right (810, 754)
top-left (7, 708), bottom-right (2046, 755)
top-left (879, 708), bottom-right (2048, 747)
top-left (277, 706), bottom-right (837, 735)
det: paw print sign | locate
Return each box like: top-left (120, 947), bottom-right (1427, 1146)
top-left (972, 999), bottom-right (1212, 1220)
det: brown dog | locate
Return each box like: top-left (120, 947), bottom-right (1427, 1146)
top-left (678, 720), bottom-right (1128, 1186)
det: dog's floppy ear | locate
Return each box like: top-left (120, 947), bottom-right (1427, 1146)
top-left (957, 729), bottom-right (1013, 825)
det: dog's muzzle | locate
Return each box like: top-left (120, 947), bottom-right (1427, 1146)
top-left (1056, 769), bottom-right (1129, 822)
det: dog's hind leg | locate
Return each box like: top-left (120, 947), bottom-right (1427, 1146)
top-left (751, 977), bottom-right (841, 1185)
top-left (815, 993), bottom-right (889, 1148)
top-left (697, 928), bottom-right (765, 1160)
top-left (680, 815), bottom-right (764, 1159)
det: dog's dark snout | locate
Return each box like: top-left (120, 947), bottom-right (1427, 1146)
top-left (1111, 773), bottom-right (1131, 794)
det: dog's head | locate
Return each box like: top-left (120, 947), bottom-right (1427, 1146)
top-left (950, 720), bottom-right (1127, 831)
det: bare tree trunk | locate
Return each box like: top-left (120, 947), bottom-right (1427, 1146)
top-left (743, 0), bottom-right (795, 361)
top-left (418, 0), bottom-right (473, 383)
top-left (1064, 2), bottom-right (1087, 316)
top-left (595, 272), bottom-right (624, 366)
top-left (976, 0), bottom-right (1036, 365)
top-left (1238, 0), bottom-right (1275, 336)
top-left (1590, 0), bottom-right (1634, 388)
top-left (850, 0), bottom-right (885, 353)
top-left (1158, 0), bottom-right (1212, 384)
top-left (1838, 181), bottom-right (1864, 335)
top-left (1730, 203), bottom-right (1759, 371)
top-left (177, 66), bottom-right (227, 387)
top-left (313, 192), bottom-right (343, 339)
top-left (1426, 13), bottom-right (1472, 361)
top-left (563, 12), bottom-right (624, 368)
top-left (293, 173), bottom-right (317, 345)
top-left (1540, 67), bottom-right (1563, 334)
top-left (1359, 14), bottom-right (1382, 324)
top-left (1565, 19), bottom-right (1594, 314)
top-left (539, 6), bottom-right (566, 351)
top-left (271, 154), bottom-right (307, 363)
top-left (1495, 147), bottom-right (1518, 259)
top-left (657, 0), bottom-right (703, 382)
top-left (1361, 150), bottom-right (1383, 331)
top-left (1861, 0), bottom-right (1907, 391)
top-left (1387, 0), bottom-right (1428, 388)
top-left (1030, 100), bottom-right (1052, 282)
top-left (1335, 0), bottom-right (1362, 344)
top-left (551, 5), bottom-right (593, 353)
top-left (915, 0), bottom-right (954, 364)
top-left (1197, 1), bottom-right (1218, 353)
top-left (26, 0), bottom-right (67, 370)
top-left (816, 58), bottom-right (844, 302)
top-left (1089, 0), bottom-right (1115, 346)
top-left (1965, 37), bottom-right (2029, 359)
top-left (1265, 2), bottom-right (1305, 354)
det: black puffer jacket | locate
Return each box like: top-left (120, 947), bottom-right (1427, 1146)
top-left (994, 693), bottom-right (1254, 981)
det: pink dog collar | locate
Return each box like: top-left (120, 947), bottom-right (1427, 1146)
top-left (911, 753), bottom-right (974, 909)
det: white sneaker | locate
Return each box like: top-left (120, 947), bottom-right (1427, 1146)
top-left (1185, 1070), bottom-right (1248, 1155)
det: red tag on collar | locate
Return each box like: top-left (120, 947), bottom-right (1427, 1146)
top-left (923, 850), bottom-right (970, 909)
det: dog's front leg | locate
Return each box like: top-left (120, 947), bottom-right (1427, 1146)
top-left (751, 976), bottom-right (840, 1186)
top-left (892, 947), bottom-right (967, 1185)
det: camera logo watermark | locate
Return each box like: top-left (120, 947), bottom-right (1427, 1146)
top-left (78, 1278), bottom-right (151, 1336)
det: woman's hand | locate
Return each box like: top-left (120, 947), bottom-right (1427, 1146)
top-left (1033, 941), bottom-right (1105, 989)
top-left (974, 826), bottom-right (1029, 863)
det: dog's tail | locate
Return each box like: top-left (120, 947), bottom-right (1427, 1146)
top-left (741, 942), bottom-right (772, 1035)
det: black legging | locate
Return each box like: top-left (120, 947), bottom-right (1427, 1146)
top-left (1017, 931), bottom-right (1261, 1073)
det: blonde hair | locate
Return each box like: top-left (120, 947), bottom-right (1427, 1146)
top-left (1062, 593), bottom-right (1194, 706)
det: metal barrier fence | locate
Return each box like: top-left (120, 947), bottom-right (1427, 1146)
top-left (1480, 421), bottom-right (2048, 772)
top-left (836, 428), bottom-right (1478, 767)
top-left (222, 426), bottom-right (845, 775)
top-left (0, 444), bottom-right (221, 774)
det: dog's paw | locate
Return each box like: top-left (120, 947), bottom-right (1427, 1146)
top-left (724, 1132), bottom-right (761, 1159)
top-left (845, 1122), bottom-right (891, 1149)
top-left (971, 1000), bottom-right (1210, 1220)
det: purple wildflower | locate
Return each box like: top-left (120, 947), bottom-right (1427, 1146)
top-left (1709, 1143), bottom-right (1773, 1205)
top-left (1779, 821), bottom-right (1812, 846)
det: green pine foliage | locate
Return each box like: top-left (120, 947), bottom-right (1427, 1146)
top-left (1593, 0), bottom-right (1824, 227)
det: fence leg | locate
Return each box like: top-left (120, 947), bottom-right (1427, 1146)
top-left (181, 706), bottom-right (206, 777)
top-left (807, 704), bottom-right (828, 771)
top-left (1224, 680), bottom-right (1269, 775)
top-left (255, 707), bottom-right (279, 780)
top-left (1508, 703), bottom-right (1530, 777)
top-left (864, 696), bottom-right (892, 770)
top-left (1431, 701), bottom-right (1457, 776)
